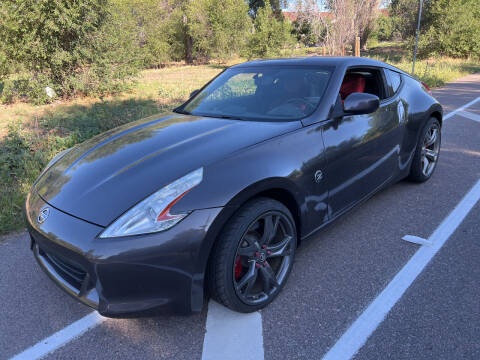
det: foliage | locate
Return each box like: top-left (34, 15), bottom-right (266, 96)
top-left (0, 64), bottom-right (224, 235)
top-left (389, 0), bottom-right (480, 58)
top-left (245, 0), bottom-right (295, 58)
top-left (248, 0), bottom-right (288, 17)
top-left (0, 50), bottom-right (8, 81)
top-left (111, 0), bottom-right (186, 67)
top-left (416, 0), bottom-right (480, 59)
top-left (0, 76), bottom-right (51, 105)
top-left (320, 0), bottom-right (381, 54)
top-left (372, 14), bottom-right (394, 42)
top-left (389, 0), bottom-right (420, 39)
top-left (186, 0), bottom-right (251, 60)
top-left (0, 0), bottom-right (141, 103)
top-left (292, 20), bottom-right (319, 46)
top-left (291, 0), bottom-right (327, 46)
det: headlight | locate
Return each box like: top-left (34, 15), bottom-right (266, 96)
top-left (99, 167), bottom-right (204, 238)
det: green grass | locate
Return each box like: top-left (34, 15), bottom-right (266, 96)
top-left (387, 58), bottom-right (480, 88)
top-left (0, 65), bottom-right (224, 235)
top-left (0, 49), bottom-right (479, 236)
top-left (365, 42), bottom-right (480, 87)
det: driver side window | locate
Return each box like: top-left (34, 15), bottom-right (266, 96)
top-left (339, 68), bottom-right (387, 101)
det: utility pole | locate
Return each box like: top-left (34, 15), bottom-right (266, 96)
top-left (412, 0), bottom-right (424, 74)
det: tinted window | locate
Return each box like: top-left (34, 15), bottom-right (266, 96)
top-left (385, 69), bottom-right (402, 96)
top-left (179, 67), bottom-right (333, 121)
top-left (340, 68), bottom-right (387, 100)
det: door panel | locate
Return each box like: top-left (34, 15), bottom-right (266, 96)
top-left (322, 102), bottom-right (400, 218)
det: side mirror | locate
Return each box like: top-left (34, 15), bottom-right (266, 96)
top-left (189, 89), bottom-right (200, 98)
top-left (343, 93), bottom-right (380, 115)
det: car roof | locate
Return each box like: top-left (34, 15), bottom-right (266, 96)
top-left (232, 56), bottom-right (410, 77)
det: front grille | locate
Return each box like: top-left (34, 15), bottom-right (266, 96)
top-left (39, 248), bottom-right (88, 291)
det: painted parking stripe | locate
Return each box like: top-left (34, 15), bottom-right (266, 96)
top-left (402, 234), bottom-right (432, 246)
top-left (9, 312), bottom-right (105, 360)
top-left (457, 110), bottom-right (480, 123)
top-left (443, 96), bottom-right (480, 120)
top-left (322, 177), bottom-right (480, 360)
top-left (202, 300), bottom-right (264, 360)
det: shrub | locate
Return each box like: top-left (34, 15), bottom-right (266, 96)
top-left (112, 0), bottom-right (187, 67)
top-left (245, 0), bottom-right (295, 58)
top-left (0, 0), bottom-right (141, 103)
top-left (390, 0), bottom-right (480, 59)
top-left (416, 0), bottom-right (480, 59)
top-left (375, 15), bottom-right (394, 42)
top-left (186, 0), bottom-right (251, 61)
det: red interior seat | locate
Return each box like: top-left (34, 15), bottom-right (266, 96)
top-left (340, 74), bottom-right (366, 100)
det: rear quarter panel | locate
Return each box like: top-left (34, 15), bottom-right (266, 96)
top-left (396, 75), bottom-right (443, 172)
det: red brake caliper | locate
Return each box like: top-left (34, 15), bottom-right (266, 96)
top-left (234, 256), bottom-right (242, 280)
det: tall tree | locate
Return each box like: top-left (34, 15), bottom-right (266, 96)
top-left (293, 0), bottom-right (327, 46)
top-left (319, 0), bottom-right (381, 54)
top-left (248, 0), bottom-right (288, 17)
top-left (246, 0), bottom-right (295, 57)
top-left (112, 0), bottom-right (186, 66)
top-left (352, 0), bottom-right (382, 49)
top-left (418, 0), bottom-right (480, 58)
top-left (186, 0), bottom-right (251, 60)
top-left (390, 0), bottom-right (423, 39)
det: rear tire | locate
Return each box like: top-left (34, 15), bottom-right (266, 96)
top-left (408, 117), bottom-right (441, 182)
top-left (208, 197), bottom-right (297, 313)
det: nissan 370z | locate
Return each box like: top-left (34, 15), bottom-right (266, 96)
top-left (25, 57), bottom-right (442, 316)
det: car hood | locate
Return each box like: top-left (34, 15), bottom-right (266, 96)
top-left (35, 112), bottom-right (300, 226)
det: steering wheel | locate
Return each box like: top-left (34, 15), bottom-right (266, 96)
top-left (286, 98), bottom-right (314, 112)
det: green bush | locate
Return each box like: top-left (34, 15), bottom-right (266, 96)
top-left (416, 0), bottom-right (480, 59)
top-left (0, 0), bottom-right (141, 103)
top-left (0, 76), bottom-right (51, 105)
top-left (390, 0), bottom-right (480, 59)
top-left (0, 51), bottom-right (8, 81)
top-left (0, 97), bottom-right (165, 234)
top-left (186, 0), bottom-right (251, 61)
top-left (374, 15), bottom-right (394, 42)
top-left (112, 0), bottom-right (187, 67)
top-left (390, 0), bottom-right (421, 39)
top-left (292, 20), bottom-right (319, 46)
top-left (245, 0), bottom-right (295, 58)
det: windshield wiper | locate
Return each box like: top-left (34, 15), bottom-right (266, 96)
top-left (173, 108), bottom-right (191, 115)
top-left (174, 110), bottom-right (246, 121)
top-left (215, 114), bottom-right (247, 121)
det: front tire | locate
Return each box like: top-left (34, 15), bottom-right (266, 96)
top-left (408, 117), bottom-right (441, 182)
top-left (208, 198), bottom-right (297, 313)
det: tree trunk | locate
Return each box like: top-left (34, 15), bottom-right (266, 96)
top-left (185, 34), bottom-right (193, 64)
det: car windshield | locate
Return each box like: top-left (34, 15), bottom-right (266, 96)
top-left (177, 66), bottom-right (333, 121)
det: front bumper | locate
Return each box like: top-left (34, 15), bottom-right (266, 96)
top-left (25, 189), bottom-right (222, 317)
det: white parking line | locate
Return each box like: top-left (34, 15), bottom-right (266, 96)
top-left (457, 110), bottom-right (480, 123)
top-left (202, 300), bottom-right (264, 360)
top-left (322, 177), bottom-right (480, 360)
top-left (402, 234), bottom-right (432, 246)
top-left (9, 312), bottom-right (105, 360)
top-left (443, 96), bottom-right (480, 120)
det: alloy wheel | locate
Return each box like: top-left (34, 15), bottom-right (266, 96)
top-left (421, 122), bottom-right (440, 177)
top-left (233, 211), bottom-right (295, 305)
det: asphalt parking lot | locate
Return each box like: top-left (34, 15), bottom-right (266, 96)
top-left (1, 73), bottom-right (479, 360)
